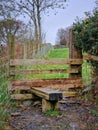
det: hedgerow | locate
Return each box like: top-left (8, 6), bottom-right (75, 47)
top-left (73, 7), bottom-right (98, 75)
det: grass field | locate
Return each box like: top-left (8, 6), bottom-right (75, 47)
top-left (16, 48), bottom-right (70, 80)
top-left (46, 48), bottom-right (69, 59)
top-left (44, 48), bottom-right (92, 83)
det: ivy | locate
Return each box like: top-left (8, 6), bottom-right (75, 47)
top-left (73, 8), bottom-right (98, 75)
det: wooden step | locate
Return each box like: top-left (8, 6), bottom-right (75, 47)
top-left (11, 94), bottom-right (33, 100)
top-left (63, 91), bottom-right (77, 97)
top-left (31, 87), bottom-right (62, 101)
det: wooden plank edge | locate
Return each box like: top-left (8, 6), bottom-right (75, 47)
top-left (10, 59), bottom-right (83, 66)
top-left (62, 91), bottom-right (77, 97)
top-left (11, 94), bottom-right (33, 100)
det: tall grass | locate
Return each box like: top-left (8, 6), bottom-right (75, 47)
top-left (0, 59), bottom-right (11, 130)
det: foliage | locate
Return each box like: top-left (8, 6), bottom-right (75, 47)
top-left (82, 60), bottom-right (92, 84)
top-left (0, 78), bottom-right (10, 130)
top-left (73, 6), bottom-right (98, 75)
top-left (0, 57), bottom-right (11, 130)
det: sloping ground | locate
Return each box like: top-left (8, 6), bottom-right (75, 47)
top-left (7, 98), bottom-right (98, 130)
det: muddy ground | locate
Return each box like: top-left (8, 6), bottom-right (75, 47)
top-left (7, 98), bottom-right (98, 130)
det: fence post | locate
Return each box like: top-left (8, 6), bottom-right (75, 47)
top-left (69, 29), bottom-right (83, 78)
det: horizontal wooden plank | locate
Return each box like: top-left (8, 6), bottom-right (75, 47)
top-left (84, 55), bottom-right (98, 61)
top-left (10, 59), bottom-right (83, 66)
top-left (10, 68), bottom-right (79, 75)
top-left (9, 83), bottom-right (82, 92)
top-left (11, 94), bottom-right (33, 100)
top-left (11, 78), bottom-right (82, 88)
top-left (43, 84), bottom-right (82, 90)
top-left (63, 91), bottom-right (77, 97)
top-left (31, 87), bottom-right (62, 101)
top-left (9, 84), bottom-right (31, 91)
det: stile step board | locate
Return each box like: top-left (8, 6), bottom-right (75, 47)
top-left (63, 91), bottom-right (77, 97)
top-left (9, 84), bottom-right (31, 91)
top-left (10, 91), bottom-right (77, 100)
top-left (11, 94), bottom-right (33, 100)
top-left (31, 87), bottom-right (62, 101)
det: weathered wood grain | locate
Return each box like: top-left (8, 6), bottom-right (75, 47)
top-left (63, 91), bottom-right (77, 97)
top-left (31, 87), bottom-right (62, 101)
top-left (83, 55), bottom-right (98, 61)
top-left (9, 84), bottom-right (31, 91)
top-left (10, 68), bottom-right (79, 76)
top-left (11, 78), bottom-right (82, 88)
top-left (11, 94), bottom-right (33, 100)
top-left (10, 59), bottom-right (83, 66)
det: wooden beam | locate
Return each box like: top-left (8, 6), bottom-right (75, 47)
top-left (63, 91), bottom-right (77, 97)
top-left (11, 78), bottom-right (82, 88)
top-left (31, 87), bottom-right (62, 101)
top-left (42, 99), bottom-right (59, 112)
top-left (11, 94), bottom-right (33, 100)
top-left (9, 84), bottom-right (31, 91)
top-left (84, 55), bottom-right (98, 61)
top-left (10, 59), bottom-right (83, 66)
top-left (10, 68), bottom-right (79, 76)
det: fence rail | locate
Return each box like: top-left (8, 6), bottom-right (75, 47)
top-left (83, 54), bottom-right (98, 61)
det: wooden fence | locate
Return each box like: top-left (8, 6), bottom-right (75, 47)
top-left (9, 47), bottom-right (98, 100)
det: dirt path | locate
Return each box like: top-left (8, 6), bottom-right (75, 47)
top-left (8, 98), bottom-right (98, 130)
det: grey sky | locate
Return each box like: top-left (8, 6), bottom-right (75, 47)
top-left (43, 0), bottom-right (96, 44)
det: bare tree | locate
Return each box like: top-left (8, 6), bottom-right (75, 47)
top-left (56, 26), bottom-right (71, 47)
top-left (0, 0), bottom-right (19, 19)
top-left (56, 28), bottom-right (67, 46)
top-left (0, 19), bottom-right (25, 58)
top-left (17, 0), bottom-right (67, 44)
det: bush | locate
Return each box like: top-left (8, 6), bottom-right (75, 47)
top-left (73, 6), bottom-right (98, 75)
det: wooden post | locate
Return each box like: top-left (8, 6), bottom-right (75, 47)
top-left (42, 99), bottom-right (59, 112)
top-left (9, 34), bottom-right (15, 80)
top-left (69, 29), bottom-right (83, 78)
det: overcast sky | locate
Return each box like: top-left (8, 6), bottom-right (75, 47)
top-left (42, 0), bottom-right (96, 44)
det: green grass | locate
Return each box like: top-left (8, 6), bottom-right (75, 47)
top-left (90, 110), bottom-right (98, 116)
top-left (45, 110), bottom-right (60, 116)
top-left (46, 48), bottom-right (69, 59)
top-left (0, 77), bottom-right (10, 130)
top-left (82, 60), bottom-right (92, 84)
